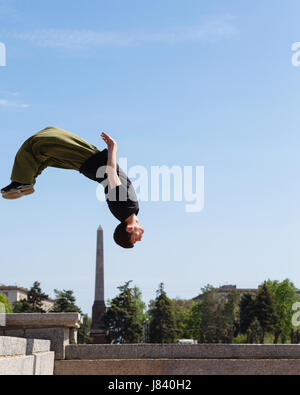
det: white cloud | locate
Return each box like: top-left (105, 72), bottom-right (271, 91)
top-left (0, 99), bottom-right (30, 108)
top-left (14, 15), bottom-right (238, 50)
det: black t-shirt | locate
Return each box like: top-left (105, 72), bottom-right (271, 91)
top-left (79, 149), bottom-right (139, 222)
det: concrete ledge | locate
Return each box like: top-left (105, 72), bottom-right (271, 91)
top-left (0, 355), bottom-right (35, 375)
top-left (0, 337), bottom-right (54, 375)
top-left (2, 328), bottom-right (69, 360)
top-left (54, 358), bottom-right (300, 375)
top-left (0, 352), bottom-right (54, 375)
top-left (0, 337), bottom-right (27, 357)
top-left (32, 351), bottom-right (55, 375)
top-left (3, 313), bottom-right (81, 328)
top-left (26, 339), bottom-right (51, 355)
top-left (0, 337), bottom-right (50, 357)
top-left (0, 314), bottom-right (81, 360)
top-left (65, 344), bottom-right (300, 360)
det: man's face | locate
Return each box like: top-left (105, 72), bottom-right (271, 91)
top-left (126, 221), bottom-right (144, 244)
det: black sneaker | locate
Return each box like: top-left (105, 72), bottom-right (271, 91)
top-left (1, 182), bottom-right (35, 200)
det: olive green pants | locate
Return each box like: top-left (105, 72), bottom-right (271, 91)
top-left (11, 127), bottom-right (99, 185)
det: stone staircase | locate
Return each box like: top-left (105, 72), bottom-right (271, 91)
top-left (0, 337), bottom-right (54, 375)
top-left (54, 344), bottom-right (300, 375)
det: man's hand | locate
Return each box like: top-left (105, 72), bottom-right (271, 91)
top-left (101, 132), bottom-right (117, 150)
top-left (101, 131), bottom-right (121, 189)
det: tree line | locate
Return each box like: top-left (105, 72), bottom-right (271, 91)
top-left (1, 279), bottom-right (300, 344)
top-left (101, 279), bottom-right (300, 344)
top-left (0, 281), bottom-right (91, 344)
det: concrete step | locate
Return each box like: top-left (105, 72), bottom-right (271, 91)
top-left (55, 358), bottom-right (300, 375)
top-left (0, 337), bottom-right (54, 375)
top-left (65, 344), bottom-right (300, 360)
top-left (55, 345), bottom-right (300, 375)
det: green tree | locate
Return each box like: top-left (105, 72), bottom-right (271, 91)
top-left (172, 298), bottom-right (196, 339)
top-left (189, 286), bottom-right (239, 344)
top-left (78, 314), bottom-right (92, 344)
top-left (247, 317), bottom-right (263, 344)
top-left (13, 299), bottom-right (35, 313)
top-left (50, 289), bottom-right (92, 344)
top-left (239, 293), bottom-right (256, 334)
top-left (266, 279), bottom-right (297, 343)
top-left (132, 286), bottom-right (147, 333)
top-left (196, 285), bottom-right (221, 343)
top-left (189, 302), bottom-right (202, 341)
top-left (13, 281), bottom-right (48, 313)
top-left (51, 290), bottom-right (81, 313)
top-left (102, 281), bottom-right (144, 343)
top-left (148, 283), bottom-right (177, 343)
top-left (218, 290), bottom-right (239, 343)
top-left (255, 282), bottom-right (280, 343)
top-left (0, 294), bottom-right (12, 313)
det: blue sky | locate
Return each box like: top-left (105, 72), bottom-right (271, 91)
top-left (0, 0), bottom-right (300, 314)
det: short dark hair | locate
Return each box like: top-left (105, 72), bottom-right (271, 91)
top-left (113, 222), bottom-right (134, 249)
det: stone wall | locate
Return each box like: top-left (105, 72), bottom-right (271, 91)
top-left (0, 313), bottom-right (82, 360)
top-left (0, 337), bottom-right (54, 375)
top-left (0, 313), bottom-right (81, 375)
top-left (55, 344), bottom-right (300, 375)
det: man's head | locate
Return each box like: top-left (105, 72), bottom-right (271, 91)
top-left (113, 216), bottom-right (144, 249)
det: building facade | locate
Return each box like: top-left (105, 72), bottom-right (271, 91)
top-left (193, 284), bottom-right (300, 303)
top-left (0, 285), bottom-right (54, 312)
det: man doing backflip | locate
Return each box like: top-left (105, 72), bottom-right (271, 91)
top-left (1, 126), bottom-right (144, 249)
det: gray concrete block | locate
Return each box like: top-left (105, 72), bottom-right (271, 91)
top-left (2, 313), bottom-right (81, 360)
top-left (33, 352), bottom-right (55, 375)
top-left (1, 329), bottom-right (25, 338)
top-left (0, 337), bottom-right (54, 375)
top-left (26, 339), bottom-right (51, 355)
top-left (4, 313), bottom-right (81, 328)
top-left (5, 313), bottom-right (81, 329)
top-left (0, 353), bottom-right (54, 376)
top-left (0, 336), bottom-right (50, 355)
top-left (65, 344), bottom-right (300, 361)
top-left (23, 328), bottom-right (70, 360)
top-left (0, 355), bottom-right (35, 375)
top-left (3, 328), bottom-right (69, 360)
top-left (0, 337), bottom-right (27, 357)
top-left (54, 359), bottom-right (300, 376)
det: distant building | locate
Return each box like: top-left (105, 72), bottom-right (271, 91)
top-left (193, 284), bottom-right (300, 303)
top-left (0, 285), bottom-right (54, 312)
top-left (216, 285), bottom-right (257, 301)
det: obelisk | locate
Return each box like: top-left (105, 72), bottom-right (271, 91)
top-left (90, 226), bottom-right (107, 344)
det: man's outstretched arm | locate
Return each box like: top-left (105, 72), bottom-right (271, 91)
top-left (101, 132), bottom-right (122, 189)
